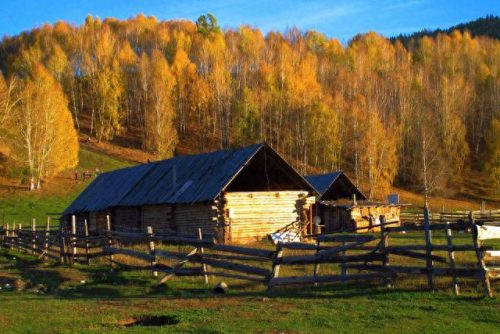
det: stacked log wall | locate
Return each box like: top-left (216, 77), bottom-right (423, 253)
top-left (223, 191), bottom-right (308, 243)
top-left (174, 203), bottom-right (218, 238)
top-left (141, 204), bottom-right (174, 235)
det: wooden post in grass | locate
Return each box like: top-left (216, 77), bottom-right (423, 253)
top-left (106, 215), bottom-right (114, 269)
top-left (423, 207), bottom-right (434, 291)
top-left (268, 244), bottom-right (284, 289)
top-left (470, 214), bottom-right (493, 298)
top-left (313, 239), bottom-right (321, 286)
top-left (59, 219), bottom-right (66, 264)
top-left (71, 215), bottom-right (77, 265)
top-left (147, 226), bottom-right (157, 277)
top-left (31, 218), bottom-right (36, 255)
top-left (379, 215), bottom-right (390, 287)
top-left (198, 228), bottom-right (208, 284)
top-left (444, 222), bottom-right (459, 295)
top-left (43, 217), bottom-right (50, 261)
top-left (340, 240), bottom-right (348, 285)
top-left (84, 219), bottom-right (90, 265)
top-left (3, 223), bottom-right (8, 248)
top-left (17, 223), bottom-right (21, 252)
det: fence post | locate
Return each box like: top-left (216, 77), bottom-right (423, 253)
top-left (147, 226), bottom-right (157, 277)
top-left (17, 223), bottom-right (21, 252)
top-left (106, 215), bottom-right (114, 269)
top-left (59, 219), bottom-right (66, 264)
top-left (313, 239), bottom-right (321, 286)
top-left (423, 207), bottom-right (434, 291)
top-left (379, 215), bottom-right (391, 287)
top-left (341, 240), bottom-right (348, 285)
top-left (268, 244), bottom-right (284, 290)
top-left (31, 218), bottom-right (36, 255)
top-left (444, 222), bottom-right (459, 295)
top-left (71, 215), bottom-right (77, 265)
top-left (4, 223), bottom-right (9, 248)
top-left (84, 219), bottom-right (90, 265)
top-left (43, 216), bottom-right (50, 261)
top-left (198, 228), bottom-right (208, 284)
top-left (470, 215), bottom-right (493, 298)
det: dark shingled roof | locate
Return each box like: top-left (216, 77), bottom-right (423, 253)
top-left (305, 172), bottom-right (342, 195)
top-left (305, 172), bottom-right (367, 201)
top-left (64, 143), bottom-right (315, 215)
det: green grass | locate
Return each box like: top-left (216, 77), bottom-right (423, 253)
top-left (0, 148), bottom-right (132, 225)
top-left (0, 232), bottom-right (498, 334)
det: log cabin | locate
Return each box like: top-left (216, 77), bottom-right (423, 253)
top-left (62, 143), bottom-right (317, 243)
top-left (305, 172), bottom-right (401, 233)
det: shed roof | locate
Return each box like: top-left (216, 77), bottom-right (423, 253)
top-left (305, 172), bottom-right (367, 201)
top-left (64, 143), bottom-right (315, 215)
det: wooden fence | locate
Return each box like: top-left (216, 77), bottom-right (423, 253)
top-left (0, 210), bottom-right (498, 297)
top-left (400, 209), bottom-right (500, 226)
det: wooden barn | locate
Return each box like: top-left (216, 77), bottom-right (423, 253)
top-left (305, 172), bottom-right (401, 233)
top-left (62, 143), bottom-right (317, 244)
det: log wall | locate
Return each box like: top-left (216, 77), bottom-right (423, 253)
top-left (141, 204), bottom-right (174, 234)
top-left (112, 207), bottom-right (141, 231)
top-left (174, 203), bottom-right (218, 238)
top-left (321, 204), bottom-right (401, 233)
top-left (223, 191), bottom-right (309, 243)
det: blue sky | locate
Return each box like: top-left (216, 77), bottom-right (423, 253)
top-left (0, 1), bottom-right (498, 42)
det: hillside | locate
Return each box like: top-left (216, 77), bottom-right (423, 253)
top-left (393, 15), bottom-right (500, 47)
top-left (0, 134), bottom-right (498, 226)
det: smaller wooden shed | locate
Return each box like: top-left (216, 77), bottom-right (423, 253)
top-left (305, 172), bottom-right (400, 233)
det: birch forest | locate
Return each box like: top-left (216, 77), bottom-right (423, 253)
top-left (0, 14), bottom-right (498, 196)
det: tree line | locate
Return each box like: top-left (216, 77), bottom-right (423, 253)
top-left (0, 14), bottom-right (498, 197)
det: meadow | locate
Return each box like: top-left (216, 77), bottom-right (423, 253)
top-left (0, 230), bottom-right (499, 334)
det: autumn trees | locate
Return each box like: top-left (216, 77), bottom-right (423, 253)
top-left (0, 14), bottom-right (498, 198)
top-left (0, 64), bottom-right (78, 189)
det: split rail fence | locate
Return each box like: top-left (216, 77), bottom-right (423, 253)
top-left (0, 210), bottom-right (498, 297)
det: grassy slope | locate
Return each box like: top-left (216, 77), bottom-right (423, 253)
top-left (0, 149), bottom-right (132, 225)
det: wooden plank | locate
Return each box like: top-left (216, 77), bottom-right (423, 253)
top-left (423, 207), bottom-right (434, 290)
top-left (211, 244), bottom-right (274, 259)
top-left (278, 242), bottom-right (318, 250)
top-left (385, 245), bottom-right (477, 252)
top-left (155, 235), bottom-right (214, 247)
top-left (195, 255), bottom-right (270, 277)
top-left (386, 249), bottom-right (448, 263)
top-left (269, 272), bottom-right (392, 286)
top-left (445, 222), bottom-right (459, 295)
top-left (316, 234), bottom-right (374, 243)
top-left (380, 215), bottom-right (390, 287)
top-left (387, 221), bottom-right (471, 232)
top-left (205, 271), bottom-right (267, 282)
top-left (147, 226), bottom-right (157, 277)
top-left (157, 248), bottom-right (198, 285)
top-left (198, 228), bottom-right (208, 284)
top-left (155, 249), bottom-right (190, 260)
top-left (278, 252), bottom-right (385, 266)
top-left (317, 239), bottom-right (373, 257)
top-left (344, 264), bottom-right (481, 277)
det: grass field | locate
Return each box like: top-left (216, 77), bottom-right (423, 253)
top-left (0, 149), bottom-right (132, 225)
top-left (0, 232), bottom-right (499, 334)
